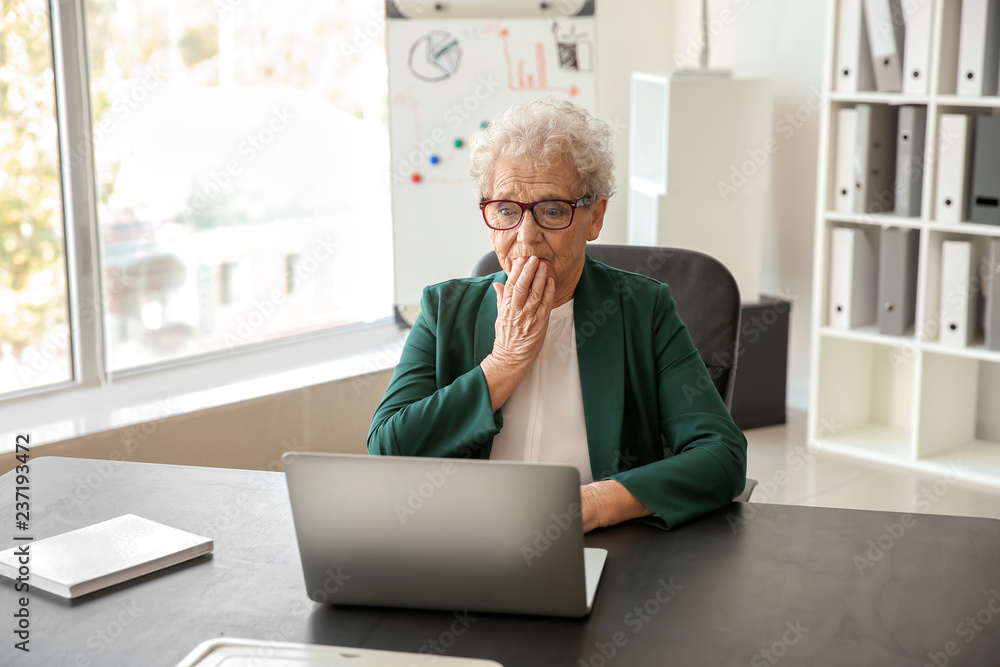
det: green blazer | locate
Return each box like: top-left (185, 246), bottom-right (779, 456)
top-left (368, 255), bottom-right (748, 529)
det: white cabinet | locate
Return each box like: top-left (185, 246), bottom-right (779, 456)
top-left (628, 72), bottom-right (772, 302)
top-left (810, 0), bottom-right (1000, 487)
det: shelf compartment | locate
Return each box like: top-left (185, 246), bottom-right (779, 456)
top-left (917, 353), bottom-right (1000, 483)
top-left (814, 423), bottom-right (914, 463)
top-left (920, 440), bottom-right (1000, 488)
top-left (813, 337), bottom-right (917, 460)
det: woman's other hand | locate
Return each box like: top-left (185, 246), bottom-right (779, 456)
top-left (581, 480), bottom-right (654, 532)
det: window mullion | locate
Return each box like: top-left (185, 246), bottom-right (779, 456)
top-left (49, 0), bottom-right (107, 388)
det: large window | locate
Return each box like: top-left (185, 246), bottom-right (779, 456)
top-left (0, 0), bottom-right (72, 394)
top-left (87, 0), bottom-right (392, 370)
top-left (0, 0), bottom-right (391, 398)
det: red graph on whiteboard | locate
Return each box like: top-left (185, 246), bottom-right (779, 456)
top-left (498, 28), bottom-right (579, 97)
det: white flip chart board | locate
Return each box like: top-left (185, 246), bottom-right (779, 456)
top-left (386, 0), bottom-right (597, 322)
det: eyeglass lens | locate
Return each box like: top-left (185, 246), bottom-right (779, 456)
top-left (483, 201), bottom-right (574, 229)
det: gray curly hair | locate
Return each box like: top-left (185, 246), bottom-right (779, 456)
top-left (469, 98), bottom-right (616, 202)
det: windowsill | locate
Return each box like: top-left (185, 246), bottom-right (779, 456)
top-left (0, 320), bottom-right (407, 452)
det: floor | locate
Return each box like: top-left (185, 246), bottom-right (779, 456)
top-left (744, 410), bottom-right (1000, 521)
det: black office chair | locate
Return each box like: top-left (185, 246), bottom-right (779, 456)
top-left (472, 244), bottom-right (757, 502)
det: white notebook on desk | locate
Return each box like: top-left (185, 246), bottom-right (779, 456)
top-left (0, 514), bottom-right (213, 599)
top-left (176, 639), bottom-right (504, 666)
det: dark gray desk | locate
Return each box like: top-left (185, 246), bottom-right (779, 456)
top-left (2, 457), bottom-right (999, 666)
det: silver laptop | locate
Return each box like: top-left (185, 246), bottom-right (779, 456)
top-left (282, 452), bottom-right (607, 617)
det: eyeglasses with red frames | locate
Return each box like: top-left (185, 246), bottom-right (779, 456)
top-left (479, 197), bottom-right (595, 231)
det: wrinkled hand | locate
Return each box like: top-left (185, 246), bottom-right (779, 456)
top-left (481, 256), bottom-right (555, 411)
top-left (580, 483), bottom-right (608, 533)
top-left (580, 480), bottom-right (653, 532)
top-left (493, 256), bottom-right (555, 366)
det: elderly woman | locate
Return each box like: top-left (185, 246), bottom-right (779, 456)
top-left (368, 98), bottom-right (747, 531)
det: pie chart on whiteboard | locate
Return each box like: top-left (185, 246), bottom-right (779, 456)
top-left (408, 30), bottom-right (462, 82)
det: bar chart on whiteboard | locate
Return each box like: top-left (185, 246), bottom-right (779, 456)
top-left (386, 7), bottom-right (596, 321)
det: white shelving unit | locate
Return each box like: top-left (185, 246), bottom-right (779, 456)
top-left (809, 0), bottom-right (1000, 488)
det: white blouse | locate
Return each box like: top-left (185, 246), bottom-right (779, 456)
top-left (489, 299), bottom-right (593, 484)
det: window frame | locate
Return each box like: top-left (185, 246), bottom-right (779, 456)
top-left (0, 0), bottom-right (396, 425)
top-left (51, 0), bottom-right (107, 393)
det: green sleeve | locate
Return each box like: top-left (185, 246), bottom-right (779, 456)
top-left (367, 286), bottom-right (501, 459)
top-left (609, 282), bottom-right (748, 529)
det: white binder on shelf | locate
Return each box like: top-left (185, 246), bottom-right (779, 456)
top-left (902, 0), bottom-right (934, 95)
top-left (956, 0), bottom-right (1000, 97)
top-left (863, 0), bottom-right (905, 92)
top-left (836, 0), bottom-right (876, 93)
top-left (987, 239), bottom-right (1000, 351)
top-left (935, 114), bottom-right (974, 224)
top-left (854, 104), bottom-right (897, 214)
top-left (878, 226), bottom-right (919, 336)
top-left (895, 105), bottom-right (926, 218)
top-left (939, 240), bottom-right (979, 347)
top-left (829, 226), bottom-right (878, 330)
top-left (834, 107), bottom-right (858, 212)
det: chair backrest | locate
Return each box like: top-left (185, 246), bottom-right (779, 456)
top-left (471, 245), bottom-right (741, 410)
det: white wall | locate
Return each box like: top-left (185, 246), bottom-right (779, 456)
top-left (593, 0), bottom-right (676, 242)
top-left (674, 0), bottom-right (827, 410)
top-left (595, 0), bottom-right (826, 409)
